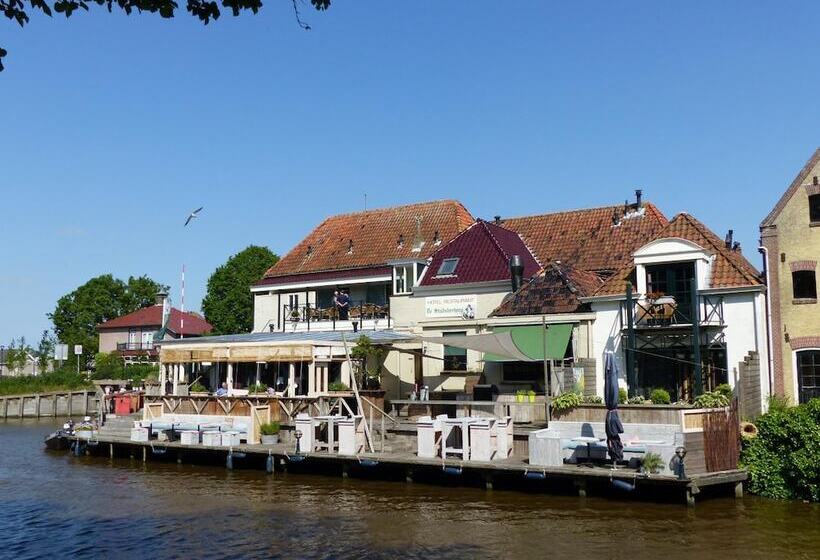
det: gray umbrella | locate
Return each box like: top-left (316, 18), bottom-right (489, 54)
top-left (604, 353), bottom-right (624, 463)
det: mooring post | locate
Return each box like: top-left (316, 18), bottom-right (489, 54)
top-left (110, 443), bottom-right (114, 459)
top-left (35, 395), bottom-right (41, 418)
top-left (405, 467), bottom-right (414, 483)
top-left (342, 463), bottom-right (349, 478)
top-left (734, 482), bottom-right (744, 499)
top-left (484, 473), bottom-right (494, 491)
top-left (142, 446), bottom-right (147, 463)
top-left (177, 452), bottom-right (183, 465)
top-left (686, 488), bottom-right (696, 507)
top-left (575, 479), bottom-right (587, 498)
top-left (52, 394), bottom-right (58, 417)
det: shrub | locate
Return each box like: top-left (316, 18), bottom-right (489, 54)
top-left (0, 367), bottom-right (92, 396)
top-left (260, 421), bottom-right (281, 435)
top-left (328, 382), bottom-right (350, 392)
top-left (189, 382), bottom-right (207, 393)
top-left (693, 391), bottom-right (730, 409)
top-left (768, 394), bottom-right (791, 413)
top-left (248, 383), bottom-right (268, 393)
top-left (627, 395), bottom-right (645, 405)
top-left (641, 452), bottom-right (664, 473)
top-left (552, 391), bottom-right (582, 413)
top-left (741, 398), bottom-right (820, 501)
top-left (618, 388), bottom-right (628, 405)
top-left (715, 383), bottom-right (733, 400)
top-left (582, 394), bottom-right (603, 404)
top-left (649, 388), bottom-right (671, 405)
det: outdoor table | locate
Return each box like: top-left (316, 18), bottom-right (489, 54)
top-left (441, 417), bottom-right (480, 460)
top-left (572, 436), bottom-right (605, 466)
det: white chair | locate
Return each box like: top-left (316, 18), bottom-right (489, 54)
top-left (338, 416), bottom-right (365, 456)
top-left (294, 413), bottom-right (317, 453)
top-left (468, 418), bottom-right (497, 461)
top-left (495, 416), bottom-right (514, 460)
top-left (416, 415), bottom-right (443, 458)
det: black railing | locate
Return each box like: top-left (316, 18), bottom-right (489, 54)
top-left (116, 342), bottom-right (157, 351)
top-left (281, 301), bottom-right (390, 331)
top-left (621, 294), bottom-right (724, 330)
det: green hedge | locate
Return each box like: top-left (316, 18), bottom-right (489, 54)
top-left (0, 368), bottom-right (93, 396)
top-left (741, 398), bottom-right (820, 501)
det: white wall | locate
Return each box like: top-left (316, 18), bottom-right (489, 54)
top-left (589, 300), bottom-right (625, 395)
top-left (721, 290), bottom-right (770, 404)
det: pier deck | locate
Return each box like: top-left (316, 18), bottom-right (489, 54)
top-left (62, 432), bottom-right (747, 506)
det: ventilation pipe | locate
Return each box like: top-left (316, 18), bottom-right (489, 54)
top-left (635, 189), bottom-right (643, 207)
top-left (725, 229), bottom-right (734, 249)
top-left (509, 255), bottom-right (524, 292)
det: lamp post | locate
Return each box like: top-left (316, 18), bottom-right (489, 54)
top-left (294, 430), bottom-right (303, 454)
top-left (674, 446), bottom-right (688, 480)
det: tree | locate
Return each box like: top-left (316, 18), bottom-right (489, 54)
top-left (4, 337), bottom-right (32, 375)
top-left (49, 274), bottom-right (167, 368)
top-left (202, 245), bottom-right (278, 334)
top-left (36, 329), bottom-right (56, 372)
top-left (0, 0), bottom-right (331, 71)
top-left (350, 335), bottom-right (386, 389)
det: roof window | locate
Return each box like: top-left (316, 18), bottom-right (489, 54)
top-left (437, 258), bottom-right (459, 276)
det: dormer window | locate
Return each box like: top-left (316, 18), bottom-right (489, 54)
top-left (393, 264), bottom-right (414, 295)
top-left (809, 194), bottom-right (820, 223)
top-left (436, 258), bottom-right (459, 276)
top-left (347, 240), bottom-right (354, 254)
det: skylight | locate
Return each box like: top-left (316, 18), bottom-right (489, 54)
top-left (437, 258), bottom-right (459, 276)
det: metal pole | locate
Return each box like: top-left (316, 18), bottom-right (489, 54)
top-left (542, 316), bottom-right (551, 424)
top-left (625, 282), bottom-right (637, 397)
top-left (341, 333), bottom-right (374, 453)
top-left (691, 277), bottom-right (703, 396)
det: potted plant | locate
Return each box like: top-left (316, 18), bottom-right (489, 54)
top-left (189, 382), bottom-right (209, 396)
top-left (248, 382), bottom-right (268, 396)
top-left (641, 452), bottom-right (664, 476)
top-left (290, 309), bottom-right (301, 322)
top-left (260, 421), bottom-right (281, 445)
top-left (515, 389), bottom-right (526, 403)
top-left (527, 389), bottom-right (537, 403)
top-left (328, 381), bottom-right (350, 394)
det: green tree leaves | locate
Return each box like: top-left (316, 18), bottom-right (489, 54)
top-left (202, 245), bottom-right (278, 335)
top-left (48, 274), bottom-right (166, 368)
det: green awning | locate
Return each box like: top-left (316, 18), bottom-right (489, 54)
top-left (484, 324), bottom-right (573, 362)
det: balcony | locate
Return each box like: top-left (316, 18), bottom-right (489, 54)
top-left (116, 342), bottom-right (158, 354)
top-left (279, 302), bottom-right (391, 333)
top-left (620, 294), bottom-right (725, 330)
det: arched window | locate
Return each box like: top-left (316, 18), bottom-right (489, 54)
top-left (796, 350), bottom-right (820, 403)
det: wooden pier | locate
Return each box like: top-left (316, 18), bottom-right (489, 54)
top-left (1, 390), bottom-right (99, 419)
top-left (60, 432), bottom-right (747, 506)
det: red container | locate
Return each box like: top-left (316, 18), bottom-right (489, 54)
top-left (114, 395), bottom-right (131, 416)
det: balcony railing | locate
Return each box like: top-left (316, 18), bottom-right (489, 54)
top-left (620, 294), bottom-right (724, 330)
top-left (280, 301), bottom-right (390, 332)
top-left (116, 342), bottom-right (157, 352)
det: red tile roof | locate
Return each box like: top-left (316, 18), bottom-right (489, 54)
top-left (499, 202), bottom-right (668, 274)
top-left (491, 263), bottom-right (603, 316)
top-left (761, 147), bottom-right (820, 228)
top-left (419, 220), bottom-right (540, 287)
top-left (595, 213), bottom-right (763, 296)
top-left (97, 305), bottom-right (213, 336)
top-left (259, 200), bottom-right (474, 283)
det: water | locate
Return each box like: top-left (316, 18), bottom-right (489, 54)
top-left (1, 420), bottom-right (819, 560)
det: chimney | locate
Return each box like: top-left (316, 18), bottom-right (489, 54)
top-left (494, 215), bottom-right (502, 225)
top-left (509, 255), bottom-right (524, 292)
top-left (155, 289), bottom-right (168, 306)
top-left (733, 241), bottom-right (741, 252)
top-left (725, 229), bottom-right (734, 249)
top-left (635, 189), bottom-right (643, 208)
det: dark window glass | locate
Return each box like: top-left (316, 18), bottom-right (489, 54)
top-left (810, 194), bottom-right (820, 223)
top-left (502, 361), bottom-right (543, 383)
top-left (792, 271), bottom-right (817, 299)
top-left (437, 258), bottom-right (459, 276)
top-left (797, 350), bottom-right (820, 403)
top-left (443, 331), bottom-right (467, 371)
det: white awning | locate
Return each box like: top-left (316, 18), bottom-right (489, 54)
top-left (417, 332), bottom-right (535, 362)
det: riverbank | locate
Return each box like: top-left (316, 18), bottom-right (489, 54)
top-left (3, 419), bottom-right (820, 559)
top-left (0, 370), bottom-right (92, 396)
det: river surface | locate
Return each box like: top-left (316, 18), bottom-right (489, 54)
top-left (1, 420), bottom-right (819, 560)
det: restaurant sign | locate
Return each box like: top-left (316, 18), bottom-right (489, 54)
top-left (425, 295), bottom-right (478, 319)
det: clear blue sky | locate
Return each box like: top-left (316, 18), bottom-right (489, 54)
top-left (1, 1), bottom-right (819, 345)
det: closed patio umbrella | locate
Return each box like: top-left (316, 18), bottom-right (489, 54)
top-left (604, 352), bottom-right (624, 464)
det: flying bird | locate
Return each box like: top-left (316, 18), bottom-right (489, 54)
top-left (184, 206), bottom-right (204, 226)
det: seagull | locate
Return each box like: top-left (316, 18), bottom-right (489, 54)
top-left (184, 206), bottom-right (204, 226)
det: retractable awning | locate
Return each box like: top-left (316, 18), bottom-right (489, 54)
top-left (483, 324), bottom-right (573, 362)
top-left (417, 331), bottom-right (534, 362)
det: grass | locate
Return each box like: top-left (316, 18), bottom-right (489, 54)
top-left (0, 368), bottom-right (94, 396)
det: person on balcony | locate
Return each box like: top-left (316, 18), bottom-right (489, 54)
top-left (336, 290), bottom-right (350, 320)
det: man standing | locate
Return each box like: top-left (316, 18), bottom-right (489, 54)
top-left (336, 290), bottom-right (350, 320)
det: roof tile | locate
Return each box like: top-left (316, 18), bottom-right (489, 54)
top-left (491, 263), bottom-right (603, 316)
top-left (97, 306), bottom-right (213, 336)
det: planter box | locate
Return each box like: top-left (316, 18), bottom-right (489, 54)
top-left (76, 430), bottom-right (95, 440)
top-left (261, 434), bottom-right (280, 445)
top-left (221, 431), bottom-right (241, 446)
top-left (180, 431), bottom-right (199, 445)
top-left (202, 431), bottom-right (222, 446)
top-left (551, 404), bottom-right (729, 430)
top-left (130, 427), bottom-right (149, 442)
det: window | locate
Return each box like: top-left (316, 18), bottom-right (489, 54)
top-left (437, 258), bottom-right (459, 276)
top-left (810, 194), bottom-right (820, 223)
top-left (797, 350), bottom-right (820, 403)
top-left (443, 331), bottom-right (467, 371)
top-left (792, 271), bottom-right (817, 300)
top-left (393, 264), bottom-right (414, 295)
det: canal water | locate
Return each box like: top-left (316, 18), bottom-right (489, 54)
top-left (1, 420), bottom-right (819, 560)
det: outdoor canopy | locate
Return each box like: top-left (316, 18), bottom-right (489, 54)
top-left (417, 324), bottom-right (573, 363)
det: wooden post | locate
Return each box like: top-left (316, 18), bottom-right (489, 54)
top-left (484, 473), bottom-right (494, 491)
top-left (575, 479), bottom-right (587, 498)
top-left (35, 395), bottom-right (41, 418)
top-left (19, 396), bottom-right (24, 418)
top-left (110, 443), bottom-right (114, 459)
top-left (52, 394), bottom-right (58, 417)
top-left (68, 392), bottom-right (73, 418)
top-left (734, 482), bottom-right (744, 499)
top-left (142, 446), bottom-right (147, 462)
top-left (405, 467), bottom-right (414, 483)
top-left (686, 488), bottom-right (696, 507)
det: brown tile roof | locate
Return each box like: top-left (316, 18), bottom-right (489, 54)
top-left (260, 200), bottom-right (474, 281)
top-left (595, 213), bottom-right (763, 296)
top-left (761, 147), bottom-right (820, 228)
top-left (419, 220), bottom-right (541, 287)
top-left (97, 306), bottom-right (213, 336)
top-left (491, 263), bottom-right (603, 316)
top-left (499, 202), bottom-right (668, 274)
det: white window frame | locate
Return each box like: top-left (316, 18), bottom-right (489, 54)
top-left (437, 258), bottom-right (459, 276)
top-left (393, 264), bottom-right (415, 295)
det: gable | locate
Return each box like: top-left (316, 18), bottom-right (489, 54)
top-left (762, 147), bottom-right (820, 228)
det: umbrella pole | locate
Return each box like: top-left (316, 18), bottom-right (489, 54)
top-left (543, 316), bottom-right (551, 425)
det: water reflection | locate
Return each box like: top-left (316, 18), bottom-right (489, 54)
top-left (2, 420), bottom-right (819, 559)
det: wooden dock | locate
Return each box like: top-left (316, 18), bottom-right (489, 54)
top-left (60, 432), bottom-right (747, 506)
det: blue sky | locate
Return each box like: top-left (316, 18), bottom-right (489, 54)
top-left (1, 1), bottom-right (819, 344)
